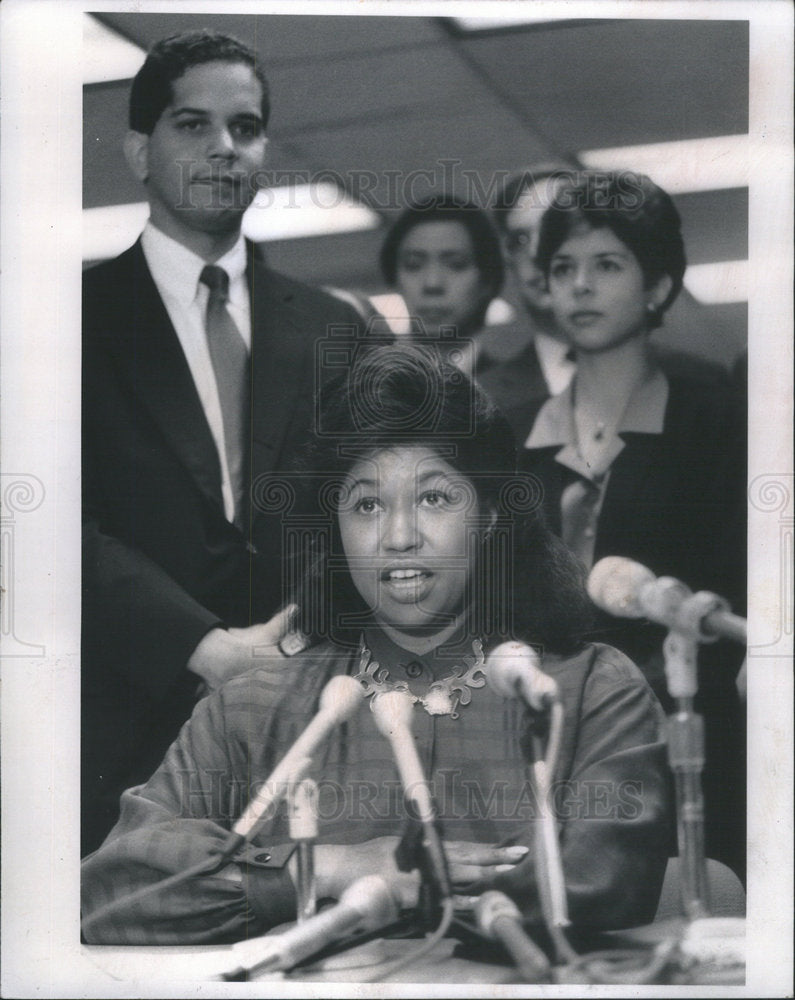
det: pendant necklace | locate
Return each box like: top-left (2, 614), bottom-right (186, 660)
top-left (354, 637), bottom-right (487, 720)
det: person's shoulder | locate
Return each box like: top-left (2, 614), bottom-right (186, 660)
top-left (83, 242), bottom-right (142, 290)
top-left (545, 641), bottom-right (652, 694)
top-left (652, 345), bottom-right (731, 391)
top-left (662, 361), bottom-right (737, 431)
top-left (215, 640), bottom-right (352, 720)
top-left (250, 259), bottom-right (365, 324)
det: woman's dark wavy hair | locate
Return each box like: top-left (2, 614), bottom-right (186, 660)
top-left (290, 344), bottom-right (592, 654)
top-left (379, 195), bottom-right (504, 327)
top-left (535, 170), bottom-right (686, 330)
top-left (129, 29), bottom-right (270, 135)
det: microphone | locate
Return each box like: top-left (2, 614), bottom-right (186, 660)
top-left (222, 675), bottom-right (365, 855)
top-left (587, 556), bottom-right (747, 644)
top-left (371, 690), bottom-right (452, 899)
top-left (474, 891), bottom-right (551, 983)
top-left (485, 641), bottom-right (560, 712)
top-left (224, 875), bottom-right (400, 978)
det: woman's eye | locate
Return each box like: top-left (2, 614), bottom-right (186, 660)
top-left (446, 257), bottom-right (474, 272)
top-left (354, 497), bottom-right (381, 514)
top-left (177, 119), bottom-right (205, 132)
top-left (233, 121), bottom-right (262, 140)
top-left (550, 262), bottom-right (572, 279)
top-left (597, 259), bottom-right (621, 272)
top-left (420, 490), bottom-right (449, 508)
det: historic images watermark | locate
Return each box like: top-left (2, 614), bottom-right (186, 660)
top-left (174, 767), bottom-right (647, 826)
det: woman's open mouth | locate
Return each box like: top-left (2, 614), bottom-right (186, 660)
top-left (380, 567), bottom-right (434, 602)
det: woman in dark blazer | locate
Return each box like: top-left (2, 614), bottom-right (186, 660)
top-left (521, 171), bottom-right (746, 881)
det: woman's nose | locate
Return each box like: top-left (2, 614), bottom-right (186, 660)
top-left (572, 265), bottom-right (593, 295)
top-left (208, 126), bottom-right (236, 159)
top-left (382, 506), bottom-right (420, 551)
top-left (421, 265), bottom-right (446, 294)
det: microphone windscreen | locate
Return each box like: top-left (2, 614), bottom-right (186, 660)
top-left (587, 556), bottom-right (656, 618)
top-left (318, 674), bottom-right (367, 721)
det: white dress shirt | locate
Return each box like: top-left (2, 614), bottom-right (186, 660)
top-left (141, 222), bottom-right (251, 524)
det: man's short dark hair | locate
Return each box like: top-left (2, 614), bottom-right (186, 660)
top-left (129, 29), bottom-right (270, 135)
top-left (379, 194), bottom-right (505, 303)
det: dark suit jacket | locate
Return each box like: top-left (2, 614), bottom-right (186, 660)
top-left (82, 239), bottom-right (364, 853)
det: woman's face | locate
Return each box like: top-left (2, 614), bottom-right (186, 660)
top-left (395, 221), bottom-right (491, 337)
top-left (547, 225), bottom-right (668, 353)
top-left (338, 445), bottom-right (482, 634)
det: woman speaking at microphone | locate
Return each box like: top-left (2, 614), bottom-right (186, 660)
top-left (81, 345), bottom-right (671, 945)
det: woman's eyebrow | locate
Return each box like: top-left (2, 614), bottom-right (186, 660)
top-left (416, 468), bottom-right (455, 484)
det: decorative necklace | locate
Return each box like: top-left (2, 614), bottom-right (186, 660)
top-left (354, 637), bottom-right (486, 720)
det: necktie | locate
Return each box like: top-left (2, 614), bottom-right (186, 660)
top-left (200, 265), bottom-right (249, 529)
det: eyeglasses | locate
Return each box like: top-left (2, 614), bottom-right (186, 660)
top-left (503, 229), bottom-right (536, 259)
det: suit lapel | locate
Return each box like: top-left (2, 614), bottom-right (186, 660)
top-left (121, 242), bottom-right (225, 510)
top-left (247, 255), bottom-right (314, 480)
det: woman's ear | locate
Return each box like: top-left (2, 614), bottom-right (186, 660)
top-left (123, 130), bottom-right (150, 184)
top-left (647, 273), bottom-right (673, 312)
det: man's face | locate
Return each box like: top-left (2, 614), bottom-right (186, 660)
top-left (503, 178), bottom-right (562, 326)
top-left (133, 61), bottom-right (268, 250)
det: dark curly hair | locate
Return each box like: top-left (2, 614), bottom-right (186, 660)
top-left (535, 170), bottom-right (686, 329)
top-left (379, 195), bottom-right (504, 326)
top-left (290, 344), bottom-right (592, 653)
top-left (129, 29), bottom-right (270, 135)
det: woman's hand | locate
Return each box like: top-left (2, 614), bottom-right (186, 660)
top-left (311, 837), bottom-right (529, 909)
top-left (444, 840), bottom-right (530, 889)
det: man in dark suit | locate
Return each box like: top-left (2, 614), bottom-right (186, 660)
top-left (82, 30), bottom-right (365, 854)
top-left (476, 166), bottom-right (579, 445)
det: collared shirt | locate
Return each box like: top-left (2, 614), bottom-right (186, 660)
top-left (525, 370), bottom-right (669, 569)
top-left (533, 331), bottom-right (577, 397)
top-left (141, 222), bottom-right (251, 523)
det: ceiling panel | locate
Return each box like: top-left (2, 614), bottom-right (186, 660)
top-left (97, 12), bottom-right (444, 66)
top-left (459, 19), bottom-right (749, 152)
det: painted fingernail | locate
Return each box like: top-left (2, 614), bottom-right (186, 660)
top-left (495, 864), bottom-right (515, 873)
top-left (506, 845), bottom-right (530, 858)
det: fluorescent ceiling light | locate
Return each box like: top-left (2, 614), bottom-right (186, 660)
top-left (580, 135), bottom-right (748, 195)
top-left (84, 14), bottom-right (146, 85)
top-left (243, 183), bottom-right (380, 241)
top-left (683, 260), bottom-right (748, 305)
top-left (454, 16), bottom-right (568, 31)
top-left (83, 184), bottom-right (380, 261)
top-left (83, 202), bottom-right (149, 261)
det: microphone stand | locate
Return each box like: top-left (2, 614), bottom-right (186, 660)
top-left (662, 623), bottom-right (710, 920)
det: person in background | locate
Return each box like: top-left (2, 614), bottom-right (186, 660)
top-left (82, 29), bottom-right (365, 855)
top-left (523, 170), bottom-right (746, 880)
top-left (477, 165), bottom-right (580, 443)
top-left (480, 164), bottom-right (732, 450)
top-left (379, 195), bottom-right (504, 374)
top-left (81, 345), bottom-right (671, 945)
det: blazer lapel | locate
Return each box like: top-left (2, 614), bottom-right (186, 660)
top-left (247, 255), bottom-right (314, 480)
top-left (121, 242), bottom-right (225, 510)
